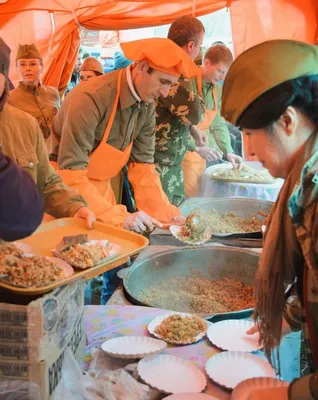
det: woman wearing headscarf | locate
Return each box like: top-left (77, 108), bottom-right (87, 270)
top-left (221, 39), bottom-right (318, 399)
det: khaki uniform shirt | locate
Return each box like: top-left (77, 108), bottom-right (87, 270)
top-left (51, 69), bottom-right (155, 169)
top-left (0, 104), bottom-right (86, 218)
top-left (8, 82), bottom-right (60, 140)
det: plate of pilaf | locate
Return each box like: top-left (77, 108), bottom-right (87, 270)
top-left (148, 312), bottom-right (208, 345)
top-left (0, 241), bottom-right (73, 288)
top-left (53, 234), bottom-right (121, 269)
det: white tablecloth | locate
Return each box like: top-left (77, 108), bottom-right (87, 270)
top-left (200, 161), bottom-right (284, 202)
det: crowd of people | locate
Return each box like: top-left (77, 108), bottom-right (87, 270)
top-left (0, 15), bottom-right (317, 399)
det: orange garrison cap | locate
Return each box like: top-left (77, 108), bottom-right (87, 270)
top-left (120, 38), bottom-right (198, 78)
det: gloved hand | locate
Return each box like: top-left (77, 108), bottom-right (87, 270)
top-left (73, 207), bottom-right (96, 229)
top-left (247, 386), bottom-right (289, 399)
top-left (190, 125), bottom-right (207, 147)
top-left (161, 215), bottom-right (186, 230)
top-left (196, 146), bottom-right (222, 162)
top-left (124, 211), bottom-right (162, 233)
top-left (227, 152), bottom-right (243, 169)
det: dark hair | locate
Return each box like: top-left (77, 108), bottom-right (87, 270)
top-left (168, 15), bottom-right (205, 47)
top-left (238, 75), bottom-right (318, 130)
top-left (204, 44), bottom-right (233, 66)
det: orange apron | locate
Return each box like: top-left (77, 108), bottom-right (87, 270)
top-left (53, 69), bottom-right (138, 225)
top-left (182, 69), bottom-right (218, 198)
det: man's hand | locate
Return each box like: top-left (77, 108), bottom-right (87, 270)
top-left (196, 147), bottom-right (222, 162)
top-left (190, 125), bottom-right (207, 147)
top-left (73, 207), bottom-right (96, 229)
top-left (124, 211), bottom-right (162, 233)
top-left (227, 153), bottom-right (243, 169)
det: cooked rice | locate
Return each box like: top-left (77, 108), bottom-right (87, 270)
top-left (139, 275), bottom-right (255, 314)
top-left (1, 255), bottom-right (64, 288)
top-left (211, 164), bottom-right (274, 181)
top-left (206, 209), bottom-right (262, 233)
top-left (155, 314), bottom-right (207, 342)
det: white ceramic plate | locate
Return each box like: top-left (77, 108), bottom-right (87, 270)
top-left (148, 312), bottom-right (207, 345)
top-left (101, 335), bottom-right (167, 359)
top-left (207, 320), bottom-right (262, 352)
top-left (169, 225), bottom-right (212, 245)
top-left (232, 377), bottom-right (289, 400)
top-left (165, 394), bottom-right (218, 400)
top-left (205, 351), bottom-right (276, 390)
top-left (138, 354), bottom-right (207, 394)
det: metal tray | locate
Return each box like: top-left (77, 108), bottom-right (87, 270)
top-left (121, 245), bottom-right (259, 321)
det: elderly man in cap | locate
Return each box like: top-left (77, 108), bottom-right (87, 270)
top-left (50, 37), bottom-right (198, 232)
top-left (154, 15), bottom-right (206, 206)
top-left (0, 38), bottom-right (44, 241)
top-left (8, 44), bottom-right (60, 140)
top-left (79, 57), bottom-right (104, 83)
top-left (0, 36), bottom-right (95, 228)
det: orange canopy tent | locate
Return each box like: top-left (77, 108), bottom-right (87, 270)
top-left (0, 0), bottom-right (317, 161)
top-left (0, 0), bottom-right (316, 92)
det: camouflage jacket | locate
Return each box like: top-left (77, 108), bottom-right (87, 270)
top-left (154, 75), bottom-right (205, 167)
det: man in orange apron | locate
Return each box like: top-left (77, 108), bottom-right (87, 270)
top-left (50, 38), bottom-right (198, 233)
top-left (182, 44), bottom-right (242, 198)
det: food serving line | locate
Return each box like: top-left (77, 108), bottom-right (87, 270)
top-left (0, 162), bottom-right (300, 399)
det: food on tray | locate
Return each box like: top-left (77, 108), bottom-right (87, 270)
top-left (0, 254), bottom-right (70, 288)
top-left (0, 240), bottom-right (74, 288)
top-left (53, 234), bottom-right (121, 269)
top-left (210, 164), bottom-right (275, 182)
top-left (56, 234), bottom-right (89, 251)
top-left (154, 314), bottom-right (207, 343)
top-left (139, 274), bottom-right (255, 314)
top-left (0, 241), bottom-right (24, 261)
top-left (178, 210), bottom-right (210, 244)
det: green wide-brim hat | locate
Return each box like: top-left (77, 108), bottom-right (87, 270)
top-left (221, 39), bottom-right (318, 126)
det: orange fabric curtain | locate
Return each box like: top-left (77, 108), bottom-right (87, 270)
top-left (229, 0), bottom-right (317, 160)
top-left (0, 0), bottom-right (227, 89)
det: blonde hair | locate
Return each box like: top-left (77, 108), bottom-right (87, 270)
top-left (204, 44), bottom-right (233, 66)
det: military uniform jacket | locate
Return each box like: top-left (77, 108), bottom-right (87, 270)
top-left (9, 82), bottom-right (60, 140)
top-left (0, 104), bottom-right (86, 218)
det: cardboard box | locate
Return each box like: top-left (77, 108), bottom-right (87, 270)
top-left (0, 280), bottom-right (86, 399)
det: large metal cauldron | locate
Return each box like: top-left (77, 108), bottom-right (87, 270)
top-left (122, 246), bottom-right (260, 321)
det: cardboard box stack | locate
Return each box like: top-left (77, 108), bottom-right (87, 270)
top-left (0, 280), bottom-right (85, 399)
